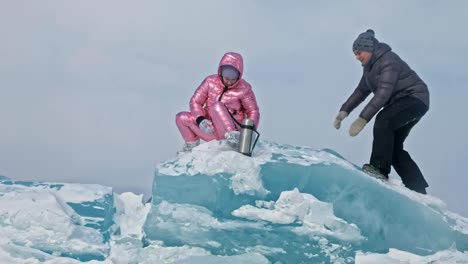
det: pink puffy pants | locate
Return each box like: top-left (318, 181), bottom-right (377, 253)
top-left (176, 101), bottom-right (237, 142)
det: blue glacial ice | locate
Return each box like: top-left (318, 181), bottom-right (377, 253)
top-left (0, 180), bottom-right (114, 261)
top-left (1, 139), bottom-right (468, 263)
top-left (143, 140), bottom-right (468, 263)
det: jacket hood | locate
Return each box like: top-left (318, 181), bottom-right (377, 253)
top-left (366, 42), bottom-right (392, 68)
top-left (218, 52), bottom-right (244, 87)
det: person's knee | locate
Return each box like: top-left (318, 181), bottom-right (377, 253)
top-left (209, 101), bottom-right (231, 122)
top-left (176, 112), bottom-right (193, 126)
top-left (210, 101), bottom-right (224, 113)
top-left (373, 115), bottom-right (391, 131)
top-left (175, 112), bottom-right (184, 125)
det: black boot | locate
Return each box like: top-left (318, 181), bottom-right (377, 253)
top-left (362, 164), bottom-right (389, 181)
top-left (406, 185), bottom-right (427, 195)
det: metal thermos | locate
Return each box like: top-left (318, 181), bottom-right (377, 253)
top-left (238, 118), bottom-right (255, 156)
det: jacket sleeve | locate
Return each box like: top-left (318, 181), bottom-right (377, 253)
top-left (359, 62), bottom-right (400, 121)
top-left (340, 75), bottom-right (370, 114)
top-left (240, 87), bottom-right (260, 128)
top-left (190, 77), bottom-right (210, 119)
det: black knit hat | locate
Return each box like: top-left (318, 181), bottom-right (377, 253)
top-left (353, 29), bottom-right (375, 52)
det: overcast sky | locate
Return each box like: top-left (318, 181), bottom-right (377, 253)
top-left (1, 1), bottom-right (467, 216)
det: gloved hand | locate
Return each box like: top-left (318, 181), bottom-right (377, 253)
top-left (199, 119), bottom-right (214, 135)
top-left (224, 130), bottom-right (240, 148)
top-left (349, 117), bottom-right (367, 137)
top-left (333, 111), bottom-right (348, 129)
top-left (224, 130), bottom-right (240, 142)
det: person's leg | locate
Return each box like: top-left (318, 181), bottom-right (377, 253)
top-left (176, 112), bottom-right (199, 142)
top-left (176, 112), bottom-right (216, 145)
top-left (370, 97), bottom-right (428, 175)
top-left (208, 101), bottom-right (237, 140)
top-left (392, 120), bottom-right (429, 194)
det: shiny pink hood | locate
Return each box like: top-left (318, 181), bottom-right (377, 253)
top-left (189, 52), bottom-right (260, 128)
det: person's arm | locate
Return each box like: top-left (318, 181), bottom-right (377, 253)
top-left (190, 77), bottom-right (210, 124)
top-left (340, 75), bottom-right (371, 114)
top-left (240, 85), bottom-right (260, 128)
top-left (359, 62), bottom-right (399, 121)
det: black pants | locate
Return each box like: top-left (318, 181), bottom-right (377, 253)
top-left (370, 96), bottom-right (429, 193)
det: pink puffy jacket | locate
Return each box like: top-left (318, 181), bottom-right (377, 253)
top-left (176, 52), bottom-right (260, 142)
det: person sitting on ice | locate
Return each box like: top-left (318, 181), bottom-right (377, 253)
top-left (175, 52), bottom-right (260, 151)
top-left (333, 29), bottom-right (430, 194)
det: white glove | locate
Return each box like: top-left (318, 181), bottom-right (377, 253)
top-left (349, 117), bottom-right (367, 137)
top-left (199, 119), bottom-right (214, 135)
top-left (224, 130), bottom-right (240, 142)
top-left (333, 111), bottom-right (348, 129)
top-left (224, 130), bottom-right (240, 148)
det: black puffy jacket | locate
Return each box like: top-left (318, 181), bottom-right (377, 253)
top-left (340, 42), bottom-right (429, 121)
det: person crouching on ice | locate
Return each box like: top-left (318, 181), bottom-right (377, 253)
top-left (333, 29), bottom-right (430, 194)
top-left (175, 52), bottom-right (260, 152)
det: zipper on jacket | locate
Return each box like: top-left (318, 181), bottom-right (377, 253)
top-left (218, 86), bottom-right (228, 102)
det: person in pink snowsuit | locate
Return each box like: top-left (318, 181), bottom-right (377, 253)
top-left (175, 52), bottom-right (260, 151)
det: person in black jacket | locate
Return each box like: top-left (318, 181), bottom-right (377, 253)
top-left (334, 29), bottom-right (430, 194)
